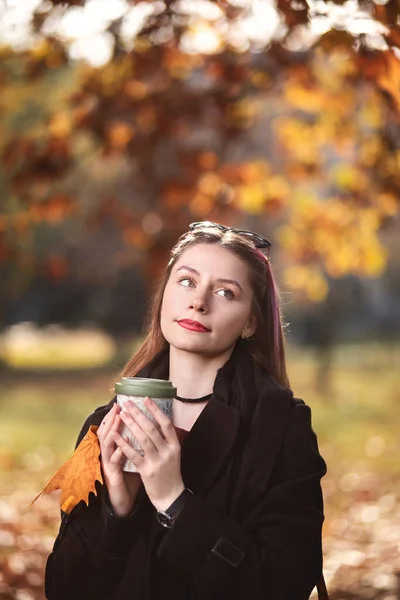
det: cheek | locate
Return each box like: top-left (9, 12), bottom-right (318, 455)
top-left (160, 285), bottom-right (183, 325)
top-left (162, 285), bottom-right (180, 313)
top-left (218, 302), bottom-right (252, 330)
top-left (159, 295), bottom-right (171, 339)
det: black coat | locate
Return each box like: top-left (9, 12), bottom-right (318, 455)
top-left (45, 340), bottom-right (327, 600)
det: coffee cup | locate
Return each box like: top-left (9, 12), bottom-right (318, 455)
top-left (114, 377), bottom-right (177, 472)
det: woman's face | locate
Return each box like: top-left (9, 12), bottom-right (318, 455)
top-left (160, 243), bottom-right (256, 357)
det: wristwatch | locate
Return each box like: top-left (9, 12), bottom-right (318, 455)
top-left (156, 488), bottom-right (193, 528)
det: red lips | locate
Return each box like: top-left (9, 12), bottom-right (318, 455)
top-left (177, 319), bottom-right (211, 333)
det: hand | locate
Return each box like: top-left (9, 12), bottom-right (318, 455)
top-left (113, 397), bottom-right (185, 511)
top-left (97, 403), bottom-right (143, 517)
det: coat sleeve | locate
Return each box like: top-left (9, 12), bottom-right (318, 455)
top-left (155, 401), bottom-right (327, 600)
top-left (44, 414), bottom-right (144, 600)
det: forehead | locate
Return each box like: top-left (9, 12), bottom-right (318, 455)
top-left (173, 243), bottom-right (250, 280)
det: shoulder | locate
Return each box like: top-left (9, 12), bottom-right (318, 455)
top-left (253, 362), bottom-right (294, 406)
top-left (252, 363), bottom-right (312, 423)
top-left (74, 396), bottom-right (117, 449)
top-left (253, 366), bottom-right (326, 471)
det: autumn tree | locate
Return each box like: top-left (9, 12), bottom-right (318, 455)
top-left (0, 0), bottom-right (399, 327)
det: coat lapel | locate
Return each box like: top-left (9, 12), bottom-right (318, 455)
top-left (180, 398), bottom-right (240, 496)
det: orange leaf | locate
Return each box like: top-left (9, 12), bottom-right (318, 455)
top-left (377, 51), bottom-right (400, 112)
top-left (31, 425), bottom-right (103, 514)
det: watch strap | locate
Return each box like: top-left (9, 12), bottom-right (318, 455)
top-left (157, 488), bottom-right (193, 527)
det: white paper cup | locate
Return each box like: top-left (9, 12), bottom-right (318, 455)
top-left (115, 378), bottom-right (176, 473)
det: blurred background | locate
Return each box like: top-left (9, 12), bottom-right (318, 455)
top-left (0, 1), bottom-right (399, 598)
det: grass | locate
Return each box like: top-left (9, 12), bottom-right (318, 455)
top-left (291, 346), bottom-right (399, 472)
top-left (0, 341), bottom-right (399, 600)
top-left (0, 342), bottom-right (398, 495)
top-left (0, 374), bottom-right (112, 492)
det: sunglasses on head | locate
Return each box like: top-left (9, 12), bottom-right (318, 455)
top-left (188, 221), bottom-right (271, 259)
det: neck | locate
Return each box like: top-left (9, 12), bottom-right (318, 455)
top-left (169, 344), bottom-right (235, 398)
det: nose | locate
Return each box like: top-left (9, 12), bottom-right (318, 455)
top-left (190, 298), bottom-right (208, 313)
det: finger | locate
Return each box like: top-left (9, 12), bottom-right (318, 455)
top-left (98, 402), bottom-right (116, 428)
top-left (143, 397), bottom-right (177, 445)
top-left (123, 402), bottom-right (165, 449)
top-left (104, 413), bottom-right (123, 447)
top-left (99, 413), bottom-right (122, 459)
top-left (113, 431), bottom-right (144, 467)
top-left (98, 403), bottom-right (118, 437)
top-left (120, 410), bottom-right (158, 455)
top-left (109, 440), bottom-right (127, 467)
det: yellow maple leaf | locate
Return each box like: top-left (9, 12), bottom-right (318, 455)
top-left (31, 425), bottom-right (103, 514)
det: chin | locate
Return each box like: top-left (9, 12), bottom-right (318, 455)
top-left (166, 334), bottom-right (208, 353)
top-left (170, 338), bottom-right (235, 359)
top-left (170, 338), bottom-right (210, 352)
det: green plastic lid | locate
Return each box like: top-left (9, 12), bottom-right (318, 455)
top-left (115, 377), bottom-right (177, 398)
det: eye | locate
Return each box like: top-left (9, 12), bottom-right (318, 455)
top-left (178, 276), bottom-right (195, 288)
top-left (217, 288), bottom-right (235, 300)
top-left (177, 276), bottom-right (235, 300)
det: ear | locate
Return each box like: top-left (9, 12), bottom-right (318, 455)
top-left (242, 314), bottom-right (257, 339)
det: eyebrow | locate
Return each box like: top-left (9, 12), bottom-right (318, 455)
top-left (176, 265), bottom-right (243, 292)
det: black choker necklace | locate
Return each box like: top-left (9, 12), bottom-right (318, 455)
top-left (175, 393), bottom-right (213, 404)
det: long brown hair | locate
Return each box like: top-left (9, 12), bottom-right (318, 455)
top-left (119, 225), bottom-right (290, 389)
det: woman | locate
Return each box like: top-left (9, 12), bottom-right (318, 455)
top-left (45, 221), bottom-right (327, 600)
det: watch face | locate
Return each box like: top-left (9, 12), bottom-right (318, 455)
top-left (157, 511), bottom-right (172, 528)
